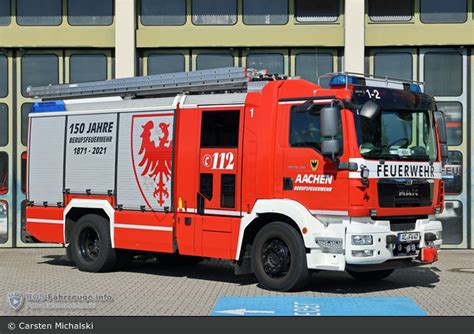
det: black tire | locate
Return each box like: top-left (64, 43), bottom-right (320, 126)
top-left (70, 214), bottom-right (118, 272)
top-left (347, 269), bottom-right (394, 281)
top-left (156, 253), bottom-right (203, 266)
top-left (251, 222), bottom-right (310, 292)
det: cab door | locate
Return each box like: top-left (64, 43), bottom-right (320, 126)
top-left (197, 108), bottom-right (243, 259)
top-left (198, 108), bottom-right (243, 216)
top-left (280, 103), bottom-right (349, 215)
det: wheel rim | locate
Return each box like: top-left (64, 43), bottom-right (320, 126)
top-left (78, 227), bottom-right (101, 262)
top-left (261, 238), bottom-right (291, 278)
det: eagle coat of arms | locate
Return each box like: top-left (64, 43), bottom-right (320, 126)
top-left (131, 114), bottom-right (174, 209)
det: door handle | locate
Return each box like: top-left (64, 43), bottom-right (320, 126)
top-left (283, 177), bottom-right (293, 190)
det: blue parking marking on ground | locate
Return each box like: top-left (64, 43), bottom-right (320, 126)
top-left (210, 296), bottom-right (427, 316)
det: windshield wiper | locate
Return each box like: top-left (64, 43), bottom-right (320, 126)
top-left (363, 153), bottom-right (401, 160)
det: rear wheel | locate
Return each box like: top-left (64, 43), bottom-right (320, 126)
top-left (70, 214), bottom-right (118, 272)
top-left (251, 222), bottom-right (310, 292)
top-left (347, 269), bottom-right (394, 281)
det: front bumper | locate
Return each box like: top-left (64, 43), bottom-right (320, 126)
top-left (306, 216), bottom-right (442, 271)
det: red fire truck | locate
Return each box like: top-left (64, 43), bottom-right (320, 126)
top-left (25, 67), bottom-right (446, 291)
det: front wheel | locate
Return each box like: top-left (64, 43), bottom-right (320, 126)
top-left (251, 222), bottom-right (310, 292)
top-left (347, 269), bottom-right (394, 281)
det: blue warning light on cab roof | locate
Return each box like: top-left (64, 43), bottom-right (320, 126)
top-left (329, 74), bottom-right (365, 87)
top-left (329, 74), bottom-right (423, 94)
top-left (31, 101), bottom-right (66, 113)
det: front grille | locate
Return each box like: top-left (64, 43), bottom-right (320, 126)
top-left (378, 178), bottom-right (433, 208)
top-left (387, 216), bottom-right (425, 232)
top-left (390, 222), bottom-right (416, 232)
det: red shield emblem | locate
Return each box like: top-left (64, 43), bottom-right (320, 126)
top-left (131, 113), bottom-right (174, 210)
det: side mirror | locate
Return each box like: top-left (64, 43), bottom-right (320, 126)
top-left (360, 100), bottom-right (381, 119)
top-left (321, 105), bottom-right (341, 159)
top-left (434, 111), bottom-right (448, 163)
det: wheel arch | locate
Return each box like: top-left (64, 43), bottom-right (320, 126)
top-left (235, 199), bottom-right (316, 261)
top-left (63, 199), bottom-right (115, 247)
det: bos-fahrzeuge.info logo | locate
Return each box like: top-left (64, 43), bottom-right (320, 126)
top-left (7, 292), bottom-right (25, 312)
top-left (6, 291), bottom-right (113, 312)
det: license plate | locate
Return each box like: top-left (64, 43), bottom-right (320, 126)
top-left (397, 232), bottom-right (421, 242)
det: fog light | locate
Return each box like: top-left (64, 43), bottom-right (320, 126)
top-left (351, 235), bottom-right (373, 245)
top-left (352, 250), bottom-right (374, 257)
top-left (434, 207), bottom-right (441, 214)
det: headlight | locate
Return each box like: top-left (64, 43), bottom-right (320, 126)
top-left (352, 250), bottom-right (374, 257)
top-left (351, 235), bottom-right (373, 245)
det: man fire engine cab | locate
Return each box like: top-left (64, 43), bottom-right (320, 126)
top-left (25, 68), bottom-right (446, 291)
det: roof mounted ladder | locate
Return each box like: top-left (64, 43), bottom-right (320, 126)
top-left (27, 67), bottom-right (267, 101)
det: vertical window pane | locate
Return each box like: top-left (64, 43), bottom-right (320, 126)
top-left (369, 0), bottom-right (413, 22)
top-left (68, 0), bottom-right (113, 26)
top-left (192, 0), bottom-right (237, 25)
top-left (148, 54), bottom-right (185, 75)
top-left (374, 52), bottom-right (413, 81)
top-left (443, 151), bottom-right (462, 194)
top-left (21, 200), bottom-right (35, 242)
top-left (200, 173), bottom-right (213, 200)
top-left (141, 0), bottom-right (186, 25)
top-left (0, 152), bottom-right (8, 194)
top-left (21, 54), bottom-right (59, 96)
top-left (0, 0), bottom-right (10, 25)
top-left (0, 54), bottom-right (7, 97)
top-left (21, 152), bottom-right (26, 194)
top-left (437, 102), bottom-right (462, 146)
top-left (0, 200), bottom-right (7, 244)
top-left (420, 0), bottom-right (467, 23)
top-left (70, 54), bottom-right (107, 83)
top-left (201, 110), bottom-right (240, 148)
top-left (196, 53), bottom-right (233, 70)
top-left (438, 201), bottom-right (463, 245)
top-left (221, 174), bottom-right (235, 208)
top-left (243, 0), bottom-right (288, 25)
top-left (21, 103), bottom-right (31, 146)
top-left (0, 104), bottom-right (8, 146)
top-left (295, 0), bottom-right (338, 22)
top-left (247, 53), bottom-right (284, 74)
top-left (424, 52), bottom-right (462, 96)
top-left (295, 52), bottom-right (333, 84)
top-left (17, 0), bottom-right (61, 26)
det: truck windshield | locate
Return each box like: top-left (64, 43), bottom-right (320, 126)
top-left (357, 109), bottom-right (437, 161)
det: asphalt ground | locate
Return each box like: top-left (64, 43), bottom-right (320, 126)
top-left (0, 248), bottom-right (472, 316)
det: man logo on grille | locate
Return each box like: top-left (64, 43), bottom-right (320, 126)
top-left (7, 292), bottom-right (24, 312)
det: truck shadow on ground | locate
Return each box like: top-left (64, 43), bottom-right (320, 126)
top-left (40, 254), bottom-right (440, 293)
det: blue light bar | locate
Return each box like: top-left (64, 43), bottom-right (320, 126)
top-left (329, 75), bottom-right (365, 87)
top-left (409, 83), bottom-right (422, 93)
top-left (31, 101), bottom-right (66, 113)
